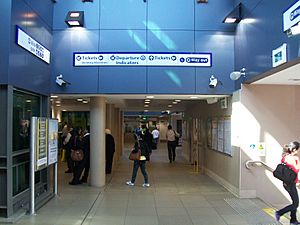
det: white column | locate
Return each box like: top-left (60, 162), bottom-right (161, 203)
top-left (90, 97), bottom-right (106, 187)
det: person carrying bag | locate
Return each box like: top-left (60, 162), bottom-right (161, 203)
top-left (274, 141), bottom-right (300, 225)
top-left (126, 133), bottom-right (151, 187)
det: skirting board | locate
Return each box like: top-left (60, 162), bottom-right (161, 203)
top-left (205, 168), bottom-right (256, 198)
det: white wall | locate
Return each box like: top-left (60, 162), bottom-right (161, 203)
top-left (237, 84), bottom-right (300, 208)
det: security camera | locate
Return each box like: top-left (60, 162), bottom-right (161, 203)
top-left (209, 75), bottom-right (218, 88)
top-left (56, 74), bottom-right (70, 87)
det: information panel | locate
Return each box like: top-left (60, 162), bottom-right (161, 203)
top-left (16, 26), bottom-right (50, 64)
top-left (73, 52), bottom-right (212, 67)
top-left (48, 119), bottom-right (58, 165)
top-left (36, 117), bottom-right (48, 171)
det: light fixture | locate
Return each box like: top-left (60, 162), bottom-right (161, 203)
top-left (223, 3), bottom-right (242, 24)
top-left (65, 11), bottom-right (84, 27)
top-left (230, 68), bottom-right (246, 81)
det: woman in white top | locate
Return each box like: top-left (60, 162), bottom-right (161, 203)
top-left (166, 125), bottom-right (179, 163)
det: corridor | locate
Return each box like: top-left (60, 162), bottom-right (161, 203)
top-left (16, 144), bottom-right (284, 225)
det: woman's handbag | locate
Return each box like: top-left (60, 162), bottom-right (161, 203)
top-left (70, 136), bottom-right (84, 162)
top-left (273, 163), bottom-right (297, 185)
top-left (129, 149), bottom-right (141, 161)
top-left (71, 149), bottom-right (84, 161)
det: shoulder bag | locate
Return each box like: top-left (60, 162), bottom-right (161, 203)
top-left (129, 141), bottom-right (141, 161)
top-left (71, 136), bottom-right (84, 162)
top-left (273, 163), bottom-right (297, 185)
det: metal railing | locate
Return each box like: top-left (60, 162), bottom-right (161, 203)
top-left (245, 160), bottom-right (274, 172)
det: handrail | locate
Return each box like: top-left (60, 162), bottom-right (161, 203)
top-left (245, 160), bottom-right (274, 172)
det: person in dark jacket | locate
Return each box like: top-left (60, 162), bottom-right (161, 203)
top-left (80, 127), bottom-right (90, 183)
top-left (105, 129), bottom-right (115, 174)
top-left (69, 127), bottom-right (84, 185)
top-left (126, 133), bottom-right (151, 187)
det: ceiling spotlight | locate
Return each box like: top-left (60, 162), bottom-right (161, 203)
top-left (223, 3), bottom-right (242, 24)
top-left (230, 68), bottom-right (246, 81)
top-left (65, 11), bottom-right (84, 27)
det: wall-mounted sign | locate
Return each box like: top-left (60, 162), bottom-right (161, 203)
top-left (16, 26), bottom-right (50, 64)
top-left (272, 43), bottom-right (287, 67)
top-left (73, 52), bottom-right (212, 67)
top-left (48, 119), bottom-right (58, 165)
top-left (283, 1), bottom-right (300, 32)
top-left (35, 117), bottom-right (48, 171)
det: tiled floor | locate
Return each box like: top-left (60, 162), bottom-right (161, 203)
top-left (15, 144), bottom-right (284, 225)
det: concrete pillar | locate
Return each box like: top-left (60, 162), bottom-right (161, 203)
top-left (106, 104), bottom-right (115, 133)
top-left (90, 97), bottom-right (106, 187)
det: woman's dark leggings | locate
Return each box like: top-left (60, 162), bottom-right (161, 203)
top-left (277, 182), bottom-right (299, 223)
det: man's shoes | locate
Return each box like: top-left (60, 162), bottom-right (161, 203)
top-left (142, 183), bottom-right (150, 188)
top-left (65, 170), bottom-right (72, 173)
top-left (80, 179), bottom-right (87, 183)
top-left (274, 211), bottom-right (280, 222)
top-left (69, 180), bottom-right (83, 185)
top-left (290, 221), bottom-right (300, 225)
top-left (126, 181), bottom-right (134, 186)
top-left (169, 160), bottom-right (172, 163)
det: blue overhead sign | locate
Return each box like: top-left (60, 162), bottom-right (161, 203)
top-left (283, 0), bottom-right (300, 32)
top-left (16, 26), bottom-right (50, 64)
top-left (73, 52), bottom-right (212, 67)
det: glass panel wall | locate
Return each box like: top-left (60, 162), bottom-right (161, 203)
top-left (12, 90), bottom-right (40, 196)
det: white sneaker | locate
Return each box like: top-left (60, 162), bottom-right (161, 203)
top-left (126, 181), bottom-right (134, 186)
top-left (142, 183), bottom-right (150, 187)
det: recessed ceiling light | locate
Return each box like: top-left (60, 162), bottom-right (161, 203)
top-left (55, 100), bottom-right (61, 103)
top-left (168, 105), bottom-right (173, 107)
top-left (146, 96), bottom-right (154, 99)
top-left (172, 102), bottom-right (178, 104)
top-left (175, 99), bottom-right (181, 102)
top-left (144, 110), bottom-right (149, 112)
top-left (62, 109), bottom-right (67, 111)
top-left (51, 95), bottom-right (58, 98)
top-left (77, 98), bottom-right (83, 101)
top-left (82, 100), bottom-right (88, 104)
top-left (190, 96), bottom-right (199, 99)
top-left (26, 99), bottom-right (31, 103)
top-left (144, 105), bottom-right (149, 107)
top-left (56, 104), bottom-right (61, 107)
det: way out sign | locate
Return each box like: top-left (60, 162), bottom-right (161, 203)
top-left (249, 142), bottom-right (266, 156)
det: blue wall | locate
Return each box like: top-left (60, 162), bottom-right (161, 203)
top-left (6, 0), bottom-right (53, 95)
top-left (235, 0), bottom-right (299, 82)
top-left (51, 0), bottom-right (236, 95)
top-left (0, 1), bottom-right (12, 84)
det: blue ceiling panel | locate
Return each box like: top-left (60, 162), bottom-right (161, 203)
top-left (195, 0), bottom-right (235, 31)
top-left (98, 67), bottom-right (147, 93)
top-left (235, 0), bottom-right (297, 81)
top-left (195, 31), bottom-right (234, 94)
top-left (147, 30), bottom-right (194, 52)
top-left (100, 0), bottom-right (146, 30)
top-left (147, 67), bottom-right (195, 94)
top-left (148, 0), bottom-right (194, 30)
top-left (0, 1), bottom-right (11, 84)
top-left (51, 30), bottom-right (99, 94)
top-left (53, 0), bottom-right (100, 30)
top-left (27, 0), bottom-right (53, 28)
top-left (99, 30), bottom-right (146, 52)
top-left (9, 0), bottom-right (52, 95)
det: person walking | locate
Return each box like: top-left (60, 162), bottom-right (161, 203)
top-left (126, 134), bottom-right (151, 187)
top-left (151, 127), bottom-right (160, 149)
top-left (105, 129), bottom-right (115, 174)
top-left (274, 141), bottom-right (300, 225)
top-left (166, 125), bottom-right (179, 163)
